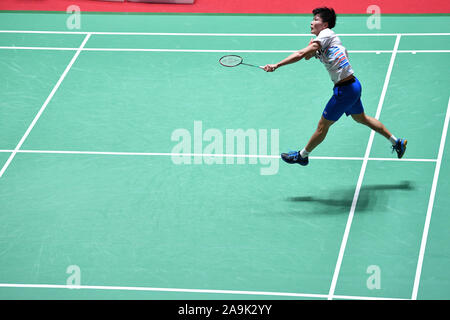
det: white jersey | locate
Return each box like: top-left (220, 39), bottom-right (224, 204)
top-left (313, 28), bottom-right (354, 84)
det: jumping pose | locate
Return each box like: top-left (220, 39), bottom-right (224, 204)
top-left (263, 7), bottom-right (407, 166)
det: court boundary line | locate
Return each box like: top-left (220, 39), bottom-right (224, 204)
top-left (411, 96), bottom-right (450, 300)
top-left (327, 34), bottom-right (402, 300)
top-left (0, 33), bottom-right (91, 179)
top-left (0, 283), bottom-right (408, 300)
top-left (0, 149), bottom-right (437, 163)
top-left (0, 30), bottom-right (450, 36)
top-left (0, 46), bottom-right (449, 54)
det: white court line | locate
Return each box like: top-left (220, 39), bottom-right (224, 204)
top-left (0, 46), bottom-right (449, 54)
top-left (0, 46), bottom-right (78, 51)
top-left (0, 33), bottom-right (91, 179)
top-left (411, 96), bottom-right (450, 300)
top-left (0, 283), bottom-right (408, 300)
top-left (0, 30), bottom-right (450, 36)
top-left (327, 34), bottom-right (402, 300)
top-left (400, 50), bottom-right (450, 53)
top-left (368, 157), bottom-right (436, 163)
top-left (0, 283), bottom-right (326, 299)
top-left (0, 149), bottom-right (437, 163)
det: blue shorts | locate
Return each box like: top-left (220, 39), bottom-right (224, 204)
top-left (322, 77), bottom-right (364, 121)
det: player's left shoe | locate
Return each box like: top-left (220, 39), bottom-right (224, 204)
top-left (281, 150), bottom-right (309, 166)
top-left (392, 138), bottom-right (407, 159)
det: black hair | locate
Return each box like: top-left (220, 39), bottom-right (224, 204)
top-left (312, 7), bottom-right (336, 29)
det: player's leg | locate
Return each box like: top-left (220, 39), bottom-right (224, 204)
top-left (344, 79), bottom-right (407, 159)
top-left (350, 110), bottom-right (407, 158)
top-left (280, 116), bottom-right (334, 166)
top-left (304, 116), bottom-right (335, 152)
top-left (281, 90), bottom-right (343, 166)
top-left (351, 112), bottom-right (392, 139)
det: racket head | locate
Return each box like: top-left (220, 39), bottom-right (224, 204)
top-left (219, 55), bottom-right (243, 67)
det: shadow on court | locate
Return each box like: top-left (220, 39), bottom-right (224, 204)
top-left (287, 181), bottom-right (414, 214)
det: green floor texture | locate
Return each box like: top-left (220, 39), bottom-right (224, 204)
top-left (0, 12), bottom-right (449, 300)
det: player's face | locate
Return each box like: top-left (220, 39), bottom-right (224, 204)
top-left (310, 14), bottom-right (328, 35)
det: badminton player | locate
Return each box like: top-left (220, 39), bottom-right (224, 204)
top-left (263, 7), bottom-right (407, 166)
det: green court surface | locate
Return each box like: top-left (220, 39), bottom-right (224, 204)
top-left (0, 12), bottom-right (449, 300)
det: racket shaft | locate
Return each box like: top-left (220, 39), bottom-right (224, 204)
top-left (241, 62), bottom-right (263, 69)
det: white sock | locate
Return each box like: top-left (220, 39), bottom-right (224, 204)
top-left (300, 148), bottom-right (310, 158)
top-left (389, 135), bottom-right (398, 145)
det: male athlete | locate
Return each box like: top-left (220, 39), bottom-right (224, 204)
top-left (263, 7), bottom-right (407, 166)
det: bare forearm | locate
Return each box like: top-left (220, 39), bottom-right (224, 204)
top-left (263, 42), bottom-right (319, 72)
top-left (276, 51), bottom-right (304, 68)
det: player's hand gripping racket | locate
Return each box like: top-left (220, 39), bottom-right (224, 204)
top-left (219, 55), bottom-right (264, 70)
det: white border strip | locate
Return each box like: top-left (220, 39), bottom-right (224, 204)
top-left (0, 46), bottom-right (78, 51)
top-left (327, 34), bottom-right (402, 300)
top-left (0, 46), bottom-right (449, 54)
top-left (0, 149), bottom-right (437, 163)
top-left (0, 283), bottom-right (407, 300)
top-left (0, 33), bottom-right (91, 179)
top-left (411, 96), bottom-right (450, 300)
top-left (0, 30), bottom-right (450, 36)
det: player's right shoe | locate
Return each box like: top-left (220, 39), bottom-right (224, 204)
top-left (392, 138), bottom-right (407, 159)
top-left (281, 150), bottom-right (309, 166)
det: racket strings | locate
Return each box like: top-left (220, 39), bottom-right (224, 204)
top-left (219, 55), bottom-right (243, 67)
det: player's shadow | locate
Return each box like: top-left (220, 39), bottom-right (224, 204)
top-left (287, 180), bottom-right (414, 214)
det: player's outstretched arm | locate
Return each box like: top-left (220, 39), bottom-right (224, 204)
top-left (263, 42), bottom-right (320, 72)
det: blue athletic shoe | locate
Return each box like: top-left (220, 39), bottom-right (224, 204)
top-left (281, 150), bottom-right (309, 166)
top-left (392, 138), bottom-right (407, 159)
